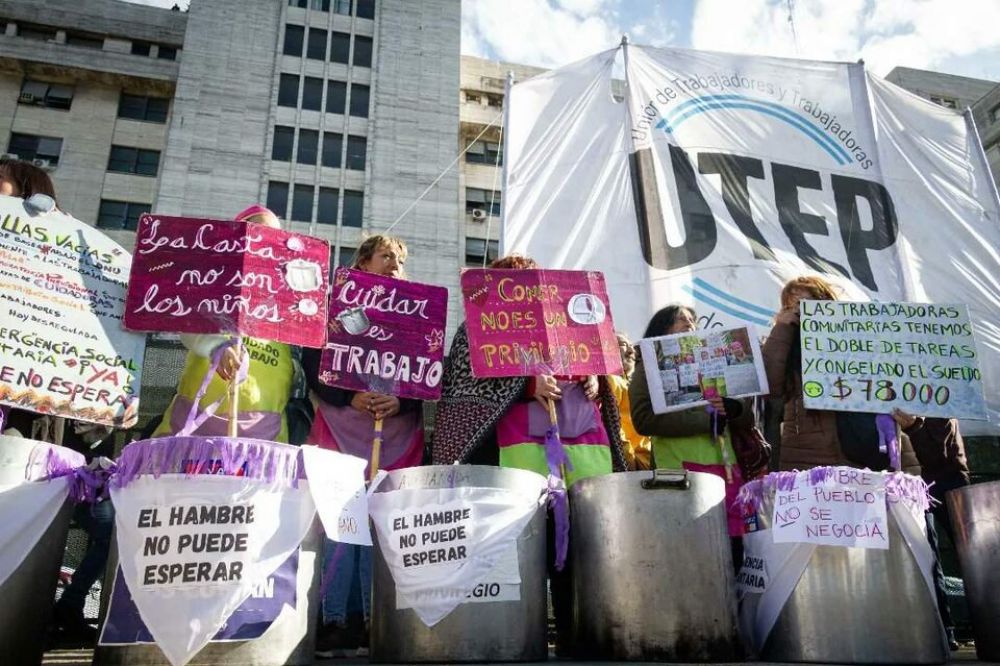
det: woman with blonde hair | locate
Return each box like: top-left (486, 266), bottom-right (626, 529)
top-left (761, 275), bottom-right (920, 472)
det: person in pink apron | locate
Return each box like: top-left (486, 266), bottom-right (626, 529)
top-left (304, 235), bottom-right (424, 658)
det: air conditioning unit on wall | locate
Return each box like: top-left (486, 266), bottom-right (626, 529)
top-left (470, 208), bottom-right (487, 221)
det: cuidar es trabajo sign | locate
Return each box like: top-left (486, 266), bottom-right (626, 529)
top-left (123, 214), bottom-right (331, 348)
top-left (461, 269), bottom-right (623, 378)
top-left (799, 300), bottom-right (987, 419)
top-left (319, 268), bottom-right (449, 400)
top-left (0, 196), bottom-right (145, 427)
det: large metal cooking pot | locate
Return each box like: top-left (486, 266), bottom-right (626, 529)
top-left (947, 481), bottom-right (1000, 661)
top-left (0, 435), bottom-right (77, 665)
top-left (92, 436), bottom-right (322, 666)
top-left (568, 469), bottom-right (742, 661)
top-left (370, 465), bottom-right (547, 663)
top-left (755, 490), bottom-right (947, 664)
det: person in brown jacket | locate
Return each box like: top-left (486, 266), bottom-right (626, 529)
top-left (761, 276), bottom-right (920, 473)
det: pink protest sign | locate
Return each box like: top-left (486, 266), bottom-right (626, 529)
top-left (461, 269), bottom-right (623, 378)
top-left (124, 214), bottom-right (330, 347)
top-left (319, 268), bottom-right (449, 400)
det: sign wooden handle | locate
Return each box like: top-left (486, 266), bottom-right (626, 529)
top-left (227, 339), bottom-right (242, 438)
top-left (370, 417), bottom-right (384, 481)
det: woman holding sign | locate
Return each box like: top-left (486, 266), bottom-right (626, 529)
top-left (761, 276), bottom-right (920, 473)
top-left (629, 304), bottom-right (754, 545)
top-left (152, 205), bottom-right (296, 442)
top-left (303, 234), bottom-right (424, 658)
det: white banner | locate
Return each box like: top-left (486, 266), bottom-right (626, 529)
top-left (368, 483), bottom-right (544, 627)
top-left (0, 196), bottom-right (146, 427)
top-left (110, 474), bottom-right (316, 666)
top-left (771, 469), bottom-right (888, 549)
top-left (503, 45), bottom-right (1000, 432)
top-left (300, 446), bottom-right (371, 546)
top-left (0, 478), bottom-right (71, 587)
top-left (395, 542), bottom-right (521, 609)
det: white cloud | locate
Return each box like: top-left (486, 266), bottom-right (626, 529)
top-left (690, 0), bottom-right (1000, 77)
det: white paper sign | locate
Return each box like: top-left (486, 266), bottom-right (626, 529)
top-left (799, 300), bottom-right (987, 420)
top-left (368, 483), bottom-right (544, 627)
top-left (771, 469), bottom-right (888, 549)
top-left (735, 551), bottom-right (770, 598)
top-left (395, 543), bottom-right (521, 609)
top-left (110, 474), bottom-right (316, 666)
top-left (300, 446), bottom-right (371, 546)
top-left (0, 196), bottom-right (146, 427)
top-left (639, 325), bottom-right (769, 414)
top-left (0, 478), bottom-right (72, 587)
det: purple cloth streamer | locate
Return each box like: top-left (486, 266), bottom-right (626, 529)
top-left (25, 443), bottom-right (107, 504)
top-left (543, 424), bottom-right (572, 572)
top-left (875, 414), bottom-right (901, 471)
top-left (733, 465), bottom-right (933, 515)
top-left (111, 436), bottom-right (304, 490)
top-left (178, 338), bottom-right (251, 437)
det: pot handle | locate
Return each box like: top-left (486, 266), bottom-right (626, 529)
top-left (641, 468), bottom-right (690, 490)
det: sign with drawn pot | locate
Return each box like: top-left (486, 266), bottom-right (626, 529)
top-left (461, 268), bottom-right (622, 378)
top-left (318, 268), bottom-right (449, 400)
top-left (123, 214), bottom-right (330, 347)
top-left (0, 196), bottom-right (145, 427)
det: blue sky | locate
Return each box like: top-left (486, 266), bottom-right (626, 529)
top-left (130, 0), bottom-right (1000, 81)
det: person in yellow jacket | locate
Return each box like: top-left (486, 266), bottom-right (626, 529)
top-left (152, 205), bottom-right (294, 442)
top-left (609, 331), bottom-right (652, 470)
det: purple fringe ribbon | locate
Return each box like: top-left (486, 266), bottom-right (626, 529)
top-left (111, 436), bottom-right (305, 490)
top-left (543, 424), bottom-right (572, 572)
top-left (876, 414), bottom-right (901, 471)
top-left (733, 465), bottom-right (933, 515)
top-left (25, 442), bottom-right (110, 504)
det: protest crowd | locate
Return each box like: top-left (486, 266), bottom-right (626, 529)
top-left (2, 30), bottom-right (999, 665)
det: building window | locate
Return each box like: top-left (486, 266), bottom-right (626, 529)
top-left (318, 187), bottom-right (339, 225)
top-left (297, 129), bottom-right (319, 165)
top-left (310, 0), bottom-right (331, 10)
top-left (330, 32), bottom-right (350, 64)
top-left (342, 190), bottom-right (363, 227)
top-left (272, 126), bottom-right (295, 161)
top-left (66, 31), bottom-right (104, 49)
top-left (107, 146), bottom-right (160, 176)
top-left (337, 245), bottom-right (356, 267)
top-left (487, 94), bottom-right (503, 108)
top-left (118, 94), bottom-right (169, 123)
top-left (267, 181), bottom-right (289, 218)
top-left (345, 136), bottom-right (366, 170)
top-left (302, 77), bottom-right (323, 111)
top-left (19, 80), bottom-right (74, 110)
top-left (465, 140), bottom-right (502, 165)
top-left (18, 24), bottom-right (57, 42)
top-left (283, 25), bottom-right (304, 56)
top-left (157, 46), bottom-right (177, 60)
top-left (307, 28), bottom-right (327, 60)
top-left (350, 84), bottom-right (369, 117)
top-left (466, 187), bottom-right (501, 216)
top-left (353, 36), bottom-right (372, 68)
top-left (278, 74), bottom-right (299, 107)
top-left (465, 238), bottom-right (499, 266)
top-left (333, 0), bottom-right (352, 15)
top-left (327, 80), bottom-right (346, 114)
top-left (288, 0), bottom-right (307, 7)
top-left (97, 200), bottom-right (150, 231)
top-left (990, 105), bottom-right (1000, 124)
top-left (929, 95), bottom-right (958, 109)
top-left (292, 184), bottom-right (314, 222)
top-left (131, 41), bottom-right (151, 56)
top-left (465, 91), bottom-right (482, 104)
top-left (322, 133), bottom-right (343, 168)
top-left (356, 0), bottom-right (375, 19)
top-left (7, 133), bottom-right (62, 165)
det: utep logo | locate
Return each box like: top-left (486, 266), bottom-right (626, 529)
top-left (180, 459), bottom-right (248, 476)
top-left (631, 93), bottom-right (896, 292)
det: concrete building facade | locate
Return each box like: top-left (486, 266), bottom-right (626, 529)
top-left (971, 83), bottom-right (1000, 189)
